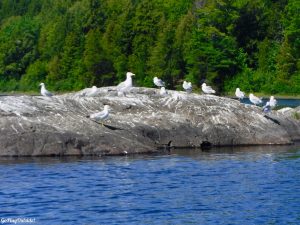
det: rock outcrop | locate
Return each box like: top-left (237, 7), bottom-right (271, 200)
top-left (276, 106), bottom-right (300, 141)
top-left (0, 87), bottom-right (299, 156)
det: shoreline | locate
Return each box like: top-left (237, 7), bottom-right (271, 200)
top-left (0, 87), bottom-right (299, 157)
top-left (225, 93), bottom-right (300, 99)
top-left (1, 91), bottom-right (300, 99)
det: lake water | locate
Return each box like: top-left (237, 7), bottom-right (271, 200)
top-left (241, 97), bottom-right (300, 108)
top-left (1, 97), bottom-right (299, 224)
top-left (1, 144), bottom-right (300, 224)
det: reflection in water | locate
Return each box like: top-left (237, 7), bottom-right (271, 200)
top-left (0, 144), bottom-right (299, 224)
top-left (0, 143), bottom-right (299, 165)
top-left (171, 144), bottom-right (300, 161)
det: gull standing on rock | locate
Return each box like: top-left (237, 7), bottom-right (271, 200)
top-left (202, 83), bottom-right (216, 94)
top-left (235, 88), bottom-right (245, 101)
top-left (39, 83), bottom-right (53, 97)
top-left (183, 81), bottom-right (192, 93)
top-left (153, 77), bottom-right (165, 87)
top-left (86, 86), bottom-right (98, 97)
top-left (87, 105), bottom-right (110, 126)
top-left (160, 87), bottom-right (168, 96)
top-left (269, 96), bottom-right (277, 108)
top-left (117, 72), bottom-right (135, 96)
top-left (263, 101), bottom-right (271, 113)
top-left (249, 93), bottom-right (262, 105)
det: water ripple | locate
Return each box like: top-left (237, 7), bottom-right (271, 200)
top-left (0, 145), bottom-right (300, 224)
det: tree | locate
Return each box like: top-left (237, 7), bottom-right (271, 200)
top-left (84, 28), bottom-right (114, 87)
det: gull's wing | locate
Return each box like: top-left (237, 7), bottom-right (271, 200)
top-left (158, 79), bottom-right (165, 86)
top-left (254, 96), bottom-right (262, 103)
top-left (117, 81), bottom-right (129, 92)
top-left (90, 110), bottom-right (107, 120)
top-left (86, 88), bottom-right (97, 97)
top-left (205, 86), bottom-right (215, 93)
top-left (117, 81), bottom-right (125, 89)
top-left (45, 89), bottom-right (53, 97)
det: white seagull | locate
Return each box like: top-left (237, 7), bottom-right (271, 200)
top-left (88, 105), bottom-right (110, 126)
top-left (269, 96), bottom-right (277, 108)
top-left (153, 77), bottom-right (165, 87)
top-left (202, 83), bottom-right (216, 94)
top-left (117, 72), bottom-right (135, 96)
top-left (86, 86), bottom-right (98, 97)
top-left (183, 81), bottom-right (192, 93)
top-left (39, 83), bottom-right (53, 97)
top-left (235, 88), bottom-right (245, 100)
top-left (160, 87), bottom-right (168, 96)
top-left (249, 93), bottom-right (262, 105)
top-left (263, 101), bottom-right (271, 113)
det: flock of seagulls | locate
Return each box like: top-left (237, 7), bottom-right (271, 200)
top-left (236, 88), bottom-right (277, 111)
top-left (38, 72), bottom-right (278, 125)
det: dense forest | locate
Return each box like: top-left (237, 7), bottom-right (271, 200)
top-left (0, 0), bottom-right (299, 94)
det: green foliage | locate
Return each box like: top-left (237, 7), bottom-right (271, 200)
top-left (0, 16), bottom-right (39, 81)
top-left (184, 0), bottom-right (240, 91)
top-left (293, 111), bottom-right (300, 120)
top-left (19, 60), bottom-right (47, 91)
top-left (0, 0), bottom-right (299, 94)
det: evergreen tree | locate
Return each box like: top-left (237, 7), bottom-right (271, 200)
top-left (0, 0), bottom-right (298, 95)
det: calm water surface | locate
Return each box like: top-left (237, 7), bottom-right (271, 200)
top-left (0, 145), bottom-right (300, 224)
top-left (242, 98), bottom-right (300, 108)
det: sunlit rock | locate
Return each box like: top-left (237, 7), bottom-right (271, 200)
top-left (0, 87), bottom-right (299, 156)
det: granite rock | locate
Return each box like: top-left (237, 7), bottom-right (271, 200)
top-left (0, 87), bottom-right (299, 156)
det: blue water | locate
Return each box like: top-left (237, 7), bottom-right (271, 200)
top-left (0, 145), bottom-right (300, 224)
top-left (241, 98), bottom-right (300, 108)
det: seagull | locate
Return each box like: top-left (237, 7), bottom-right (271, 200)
top-left (183, 81), bottom-right (192, 93)
top-left (39, 83), bottom-right (53, 97)
top-left (263, 101), bottom-right (271, 113)
top-left (269, 96), bottom-right (277, 108)
top-left (160, 87), bottom-right (168, 96)
top-left (86, 86), bottom-right (98, 97)
top-left (202, 83), bottom-right (216, 94)
top-left (249, 93), bottom-right (262, 105)
top-left (117, 72), bottom-right (135, 96)
top-left (153, 77), bottom-right (165, 87)
top-left (235, 88), bottom-right (245, 101)
top-left (87, 105), bottom-right (110, 126)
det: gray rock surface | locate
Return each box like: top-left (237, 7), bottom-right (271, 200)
top-left (276, 106), bottom-right (300, 141)
top-left (0, 87), bottom-right (299, 156)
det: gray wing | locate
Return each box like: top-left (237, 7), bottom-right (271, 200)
top-left (117, 81), bottom-right (125, 88)
top-left (117, 81), bottom-right (125, 89)
top-left (157, 80), bottom-right (165, 86)
top-left (90, 110), bottom-right (106, 120)
top-left (208, 87), bottom-right (215, 93)
top-left (86, 89), bottom-right (97, 97)
top-left (45, 90), bottom-right (53, 97)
